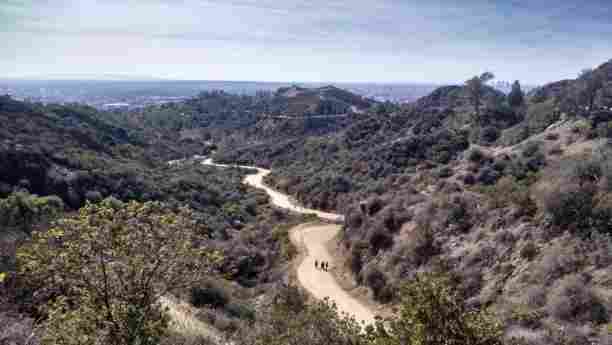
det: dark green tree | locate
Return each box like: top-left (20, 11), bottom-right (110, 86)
top-left (579, 68), bottom-right (605, 111)
top-left (508, 80), bottom-right (525, 108)
top-left (465, 72), bottom-right (495, 120)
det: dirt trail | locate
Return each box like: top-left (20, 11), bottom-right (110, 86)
top-left (203, 159), bottom-right (343, 222)
top-left (290, 224), bottom-right (376, 325)
top-left (202, 159), bottom-right (376, 326)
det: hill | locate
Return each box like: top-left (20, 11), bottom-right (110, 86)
top-left (2, 65), bottom-right (612, 345)
top-left (0, 95), bottom-right (313, 345)
top-left (273, 85), bottom-right (374, 116)
top-left (215, 61), bottom-right (612, 345)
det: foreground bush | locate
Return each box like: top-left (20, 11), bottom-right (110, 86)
top-left (17, 199), bottom-right (219, 345)
top-left (366, 272), bottom-right (504, 345)
top-left (234, 285), bottom-right (365, 345)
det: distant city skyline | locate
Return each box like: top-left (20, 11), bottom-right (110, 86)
top-left (2, 0), bottom-right (611, 84)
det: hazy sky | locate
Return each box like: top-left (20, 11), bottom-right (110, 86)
top-left (1, 0), bottom-right (611, 84)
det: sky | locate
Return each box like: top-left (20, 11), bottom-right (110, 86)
top-left (1, 0), bottom-right (611, 84)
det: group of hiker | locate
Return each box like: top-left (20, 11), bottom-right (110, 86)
top-left (314, 260), bottom-right (329, 271)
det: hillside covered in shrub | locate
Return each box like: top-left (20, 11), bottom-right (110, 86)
top-left (214, 59), bottom-right (612, 345)
top-left (0, 96), bottom-right (312, 345)
top-left (2, 59), bottom-right (612, 344)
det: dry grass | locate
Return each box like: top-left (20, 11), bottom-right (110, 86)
top-left (160, 296), bottom-right (222, 344)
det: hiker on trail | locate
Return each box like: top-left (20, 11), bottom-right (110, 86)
top-left (315, 260), bottom-right (319, 270)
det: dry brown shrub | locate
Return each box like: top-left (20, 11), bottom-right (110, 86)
top-left (534, 242), bottom-right (583, 284)
top-left (546, 274), bottom-right (609, 324)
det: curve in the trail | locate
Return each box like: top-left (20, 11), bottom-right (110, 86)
top-left (202, 159), bottom-right (375, 326)
top-left (202, 159), bottom-right (343, 222)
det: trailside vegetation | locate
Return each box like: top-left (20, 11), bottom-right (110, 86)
top-left (17, 200), bottom-right (219, 345)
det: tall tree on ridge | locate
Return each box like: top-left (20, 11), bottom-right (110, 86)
top-left (579, 68), bottom-right (605, 111)
top-left (465, 72), bottom-right (495, 121)
top-left (508, 80), bottom-right (525, 109)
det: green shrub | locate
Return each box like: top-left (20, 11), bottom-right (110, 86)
top-left (543, 183), bottom-right (595, 230)
top-left (492, 159), bottom-right (508, 172)
top-left (480, 126), bottom-right (500, 143)
top-left (190, 282), bottom-right (230, 309)
top-left (236, 285), bottom-right (364, 345)
top-left (225, 302), bottom-right (255, 321)
top-left (435, 166), bottom-right (454, 178)
top-left (366, 197), bottom-right (385, 216)
top-left (0, 191), bottom-right (64, 233)
top-left (520, 242), bottom-right (539, 261)
top-left (522, 141), bottom-right (542, 158)
top-left (467, 148), bottom-right (486, 163)
top-left (564, 157), bottom-right (603, 185)
top-left (500, 123), bottom-right (530, 146)
top-left (477, 166), bottom-right (501, 185)
top-left (364, 265), bottom-right (390, 302)
top-left (481, 176), bottom-right (537, 217)
top-left (573, 120), bottom-right (593, 137)
top-left (444, 195), bottom-right (474, 233)
top-left (349, 241), bottom-right (368, 281)
top-left (407, 213), bottom-right (441, 266)
top-left (368, 228), bottom-right (393, 255)
top-left (596, 121), bottom-right (612, 138)
top-left (370, 272), bottom-right (504, 345)
top-left (271, 225), bottom-right (297, 261)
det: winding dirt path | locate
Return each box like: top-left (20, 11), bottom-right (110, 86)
top-left (202, 159), bottom-right (376, 325)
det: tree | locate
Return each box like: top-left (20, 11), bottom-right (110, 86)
top-left (366, 272), bottom-right (503, 345)
top-left (465, 72), bottom-right (495, 120)
top-left (17, 199), bottom-right (219, 345)
top-left (508, 80), bottom-right (525, 108)
top-left (579, 68), bottom-right (605, 111)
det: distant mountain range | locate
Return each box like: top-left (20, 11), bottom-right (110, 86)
top-left (0, 77), bottom-right (537, 110)
top-left (0, 79), bottom-right (439, 108)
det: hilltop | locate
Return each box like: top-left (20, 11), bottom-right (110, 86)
top-left (272, 85), bottom-right (374, 116)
